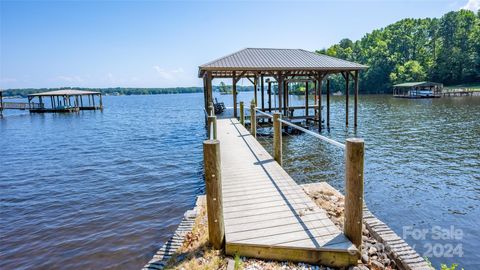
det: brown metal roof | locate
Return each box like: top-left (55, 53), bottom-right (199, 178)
top-left (198, 48), bottom-right (368, 77)
top-left (393, 81), bottom-right (443, 88)
top-left (28, 89), bottom-right (101, 97)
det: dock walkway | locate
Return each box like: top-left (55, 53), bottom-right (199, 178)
top-left (217, 118), bottom-right (357, 266)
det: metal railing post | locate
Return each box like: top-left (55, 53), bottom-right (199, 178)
top-left (273, 112), bottom-right (282, 166)
top-left (250, 101), bottom-right (256, 138)
top-left (239, 101), bottom-right (245, 126)
top-left (344, 138), bottom-right (364, 249)
top-left (203, 139), bottom-right (225, 249)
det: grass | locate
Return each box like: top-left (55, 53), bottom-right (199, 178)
top-left (233, 254), bottom-right (243, 270)
top-left (440, 263), bottom-right (464, 270)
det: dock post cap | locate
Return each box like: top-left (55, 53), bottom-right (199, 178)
top-left (203, 139), bottom-right (220, 144)
top-left (346, 138), bottom-right (364, 143)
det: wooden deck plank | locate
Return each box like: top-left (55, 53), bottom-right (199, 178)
top-left (217, 118), bottom-right (357, 266)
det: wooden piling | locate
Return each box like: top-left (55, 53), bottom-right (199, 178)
top-left (239, 101), bottom-right (245, 126)
top-left (207, 115), bottom-right (217, 139)
top-left (261, 75), bottom-right (265, 110)
top-left (268, 81), bottom-right (272, 112)
top-left (273, 112), bottom-right (282, 166)
top-left (345, 72), bottom-right (349, 127)
top-left (327, 79), bottom-right (330, 128)
top-left (203, 139), bottom-right (225, 250)
top-left (250, 101), bottom-right (256, 138)
top-left (354, 71), bottom-right (359, 127)
top-left (233, 72), bottom-right (238, 118)
top-left (305, 82), bottom-right (309, 117)
top-left (209, 102), bottom-right (214, 117)
top-left (344, 138), bottom-right (364, 249)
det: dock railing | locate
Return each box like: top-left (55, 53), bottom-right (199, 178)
top-left (203, 109), bottom-right (224, 249)
top-left (1, 102), bottom-right (44, 110)
top-left (252, 107), bottom-right (364, 249)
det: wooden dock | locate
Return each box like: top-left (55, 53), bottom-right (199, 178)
top-left (216, 118), bottom-right (358, 266)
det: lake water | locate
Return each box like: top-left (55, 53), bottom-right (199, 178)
top-left (1, 93), bottom-right (479, 269)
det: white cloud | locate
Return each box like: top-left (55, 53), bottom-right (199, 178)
top-left (0, 77), bottom-right (17, 83)
top-left (57, 75), bottom-right (84, 83)
top-left (152, 66), bottom-right (184, 80)
top-left (461, 0), bottom-right (480, 11)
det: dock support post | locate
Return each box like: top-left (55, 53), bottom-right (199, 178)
top-left (314, 80), bottom-right (317, 119)
top-left (268, 81), bottom-right (272, 112)
top-left (354, 71), bottom-right (359, 128)
top-left (207, 115), bottom-right (217, 140)
top-left (261, 75), bottom-right (265, 111)
top-left (203, 139), bottom-right (225, 250)
top-left (233, 72), bottom-right (237, 118)
top-left (239, 101), bottom-right (245, 126)
top-left (209, 102), bottom-right (214, 117)
top-left (305, 82), bottom-right (309, 117)
top-left (250, 101), bottom-right (256, 138)
top-left (344, 138), bottom-right (364, 249)
top-left (345, 72), bottom-right (349, 127)
top-left (327, 79), bottom-right (330, 128)
top-left (277, 75), bottom-right (283, 115)
top-left (273, 112), bottom-right (282, 166)
top-left (0, 90), bottom-right (3, 117)
top-left (317, 77), bottom-right (323, 132)
top-left (254, 76), bottom-right (258, 106)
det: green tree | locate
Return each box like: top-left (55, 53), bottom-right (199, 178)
top-left (389, 60), bottom-right (427, 84)
top-left (318, 9), bottom-right (480, 93)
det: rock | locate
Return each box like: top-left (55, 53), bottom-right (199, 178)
top-left (226, 258), bottom-right (235, 270)
top-left (348, 266), bottom-right (360, 270)
top-left (375, 243), bottom-right (385, 252)
top-left (362, 235), bottom-right (369, 242)
top-left (358, 265), bottom-right (369, 270)
top-left (382, 258), bottom-right (391, 266)
top-left (368, 246), bottom-right (377, 255)
top-left (371, 260), bottom-right (385, 270)
top-left (361, 253), bottom-right (369, 264)
top-left (184, 209), bottom-right (197, 219)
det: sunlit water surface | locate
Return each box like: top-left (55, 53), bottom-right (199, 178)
top-left (1, 93), bottom-right (479, 269)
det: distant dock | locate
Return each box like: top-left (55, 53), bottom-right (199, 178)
top-left (442, 89), bottom-right (478, 97)
top-left (0, 89), bottom-right (103, 116)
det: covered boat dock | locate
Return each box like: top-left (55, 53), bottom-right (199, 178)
top-left (199, 48), bottom-right (368, 129)
top-left (393, 81), bottom-right (443, 98)
top-left (27, 89), bottom-right (103, 113)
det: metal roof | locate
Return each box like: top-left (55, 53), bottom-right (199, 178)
top-left (198, 48), bottom-right (368, 77)
top-left (393, 81), bottom-right (443, 88)
top-left (28, 89), bottom-right (101, 97)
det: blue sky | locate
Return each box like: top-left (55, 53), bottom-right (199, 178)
top-left (0, 0), bottom-right (478, 89)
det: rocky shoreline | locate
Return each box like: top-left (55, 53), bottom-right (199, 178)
top-left (302, 183), bottom-right (396, 270)
top-left (143, 182), bottom-right (431, 270)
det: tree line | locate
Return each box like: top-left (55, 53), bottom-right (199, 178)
top-left (317, 9), bottom-right (480, 93)
top-left (1, 86), bottom-right (254, 97)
